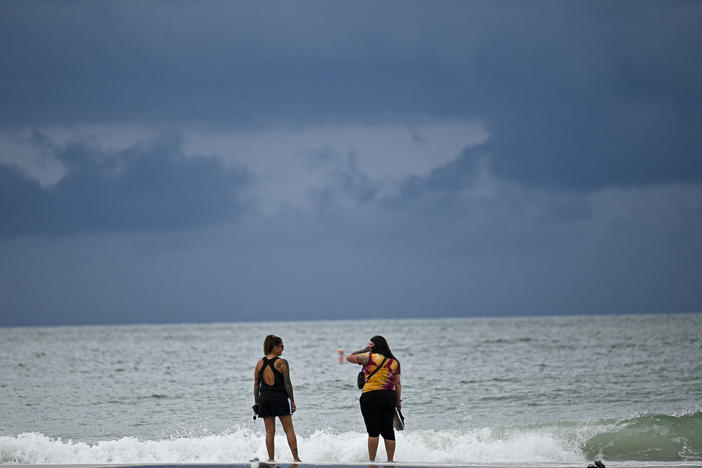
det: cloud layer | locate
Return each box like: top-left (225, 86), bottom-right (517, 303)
top-left (1, 132), bottom-right (249, 237)
top-left (1, 1), bottom-right (701, 325)
top-left (2, 2), bottom-right (701, 188)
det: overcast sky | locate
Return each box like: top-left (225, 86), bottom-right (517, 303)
top-left (1, 1), bottom-right (701, 326)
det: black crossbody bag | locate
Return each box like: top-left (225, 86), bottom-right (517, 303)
top-left (357, 354), bottom-right (388, 389)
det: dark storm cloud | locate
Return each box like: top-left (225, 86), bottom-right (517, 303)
top-left (459, 3), bottom-right (702, 190)
top-left (0, 134), bottom-right (249, 237)
top-left (399, 145), bottom-right (488, 199)
top-left (2, 2), bottom-right (701, 191)
top-left (1, 1), bottom-right (702, 327)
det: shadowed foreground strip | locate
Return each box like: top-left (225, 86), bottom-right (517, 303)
top-left (9, 462), bottom-right (702, 468)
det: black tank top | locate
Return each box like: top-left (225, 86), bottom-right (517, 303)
top-left (259, 356), bottom-right (287, 397)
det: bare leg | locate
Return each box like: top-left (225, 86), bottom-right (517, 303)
top-left (368, 436), bottom-right (379, 461)
top-left (279, 415), bottom-right (301, 462)
top-left (384, 438), bottom-right (396, 462)
top-left (263, 417), bottom-right (276, 461)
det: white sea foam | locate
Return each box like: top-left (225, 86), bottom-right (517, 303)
top-left (0, 428), bottom-right (585, 465)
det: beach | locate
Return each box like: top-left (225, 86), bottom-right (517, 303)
top-left (8, 463), bottom-right (702, 468)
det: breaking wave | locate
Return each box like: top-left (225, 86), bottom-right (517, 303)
top-left (582, 411), bottom-right (702, 461)
top-left (1, 412), bottom-right (700, 465)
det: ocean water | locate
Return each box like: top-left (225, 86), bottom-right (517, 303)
top-left (1, 314), bottom-right (701, 466)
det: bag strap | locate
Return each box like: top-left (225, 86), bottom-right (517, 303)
top-left (365, 354), bottom-right (388, 383)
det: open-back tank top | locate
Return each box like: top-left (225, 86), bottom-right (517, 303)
top-left (258, 356), bottom-right (287, 398)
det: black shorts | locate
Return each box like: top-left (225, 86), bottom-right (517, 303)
top-left (258, 395), bottom-right (292, 418)
top-left (360, 390), bottom-right (396, 440)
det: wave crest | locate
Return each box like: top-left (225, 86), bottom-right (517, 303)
top-left (582, 411), bottom-right (702, 461)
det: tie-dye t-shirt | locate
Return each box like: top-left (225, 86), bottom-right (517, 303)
top-left (360, 352), bottom-right (400, 393)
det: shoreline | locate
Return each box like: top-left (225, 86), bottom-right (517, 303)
top-left (4, 463), bottom-right (702, 468)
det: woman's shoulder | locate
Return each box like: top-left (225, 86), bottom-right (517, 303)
top-left (274, 357), bottom-right (288, 369)
top-left (370, 352), bottom-right (386, 363)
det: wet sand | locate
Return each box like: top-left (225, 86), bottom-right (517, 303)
top-left (7, 463), bottom-right (702, 468)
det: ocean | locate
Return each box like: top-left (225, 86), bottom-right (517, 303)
top-left (1, 314), bottom-right (701, 466)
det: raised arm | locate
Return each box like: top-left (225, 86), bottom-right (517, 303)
top-left (346, 345), bottom-right (372, 364)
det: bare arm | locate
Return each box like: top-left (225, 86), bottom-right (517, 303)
top-left (278, 359), bottom-right (297, 413)
top-left (395, 373), bottom-right (402, 409)
top-left (253, 360), bottom-right (262, 403)
top-left (350, 346), bottom-right (370, 355)
top-left (346, 352), bottom-right (371, 365)
top-left (346, 345), bottom-right (372, 364)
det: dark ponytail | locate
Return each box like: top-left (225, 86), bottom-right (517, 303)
top-left (263, 335), bottom-right (282, 355)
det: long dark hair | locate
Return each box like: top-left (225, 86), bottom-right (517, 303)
top-left (370, 335), bottom-right (398, 363)
top-left (263, 335), bottom-right (282, 355)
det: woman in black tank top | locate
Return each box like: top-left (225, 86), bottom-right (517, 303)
top-left (253, 335), bottom-right (301, 462)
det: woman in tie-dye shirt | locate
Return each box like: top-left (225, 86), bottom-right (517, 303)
top-left (346, 335), bottom-right (402, 462)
